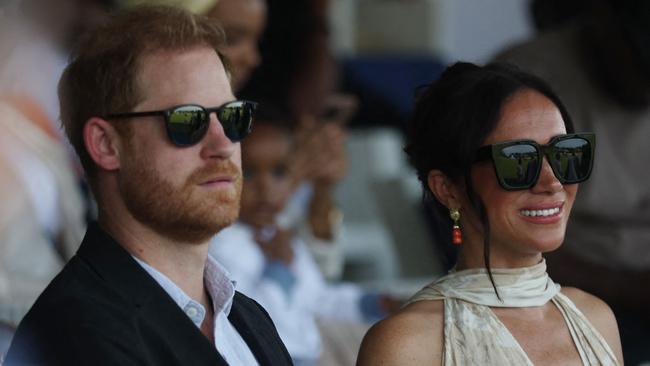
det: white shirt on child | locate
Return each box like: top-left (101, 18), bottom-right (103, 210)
top-left (209, 222), bottom-right (365, 364)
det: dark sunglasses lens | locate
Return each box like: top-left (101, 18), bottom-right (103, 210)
top-left (494, 144), bottom-right (539, 189)
top-left (167, 106), bottom-right (209, 146)
top-left (218, 101), bottom-right (254, 142)
top-left (550, 137), bottom-right (592, 183)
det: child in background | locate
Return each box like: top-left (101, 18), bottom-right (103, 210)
top-left (209, 113), bottom-right (398, 365)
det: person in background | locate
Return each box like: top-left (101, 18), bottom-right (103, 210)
top-left (205, 0), bottom-right (266, 93)
top-left (4, 6), bottom-right (291, 365)
top-left (1, 0), bottom-right (114, 125)
top-left (277, 96), bottom-right (355, 280)
top-left (496, 0), bottom-right (650, 363)
top-left (357, 62), bottom-right (622, 365)
top-left (0, 0), bottom-right (110, 350)
top-left (238, 0), bottom-right (357, 280)
top-left (210, 114), bottom-right (399, 365)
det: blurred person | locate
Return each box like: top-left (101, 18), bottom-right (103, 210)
top-left (279, 94), bottom-right (357, 280)
top-left (241, 0), bottom-right (336, 118)
top-left (1, 0), bottom-right (114, 125)
top-left (0, 0), bottom-right (89, 338)
top-left (497, 0), bottom-right (650, 363)
top-left (205, 0), bottom-right (267, 93)
top-left (357, 62), bottom-right (622, 365)
top-left (0, 98), bottom-right (85, 327)
top-left (4, 6), bottom-right (291, 365)
top-left (210, 116), bottom-right (399, 366)
top-left (239, 0), bottom-right (356, 280)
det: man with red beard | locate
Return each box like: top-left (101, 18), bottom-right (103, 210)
top-left (4, 6), bottom-right (292, 366)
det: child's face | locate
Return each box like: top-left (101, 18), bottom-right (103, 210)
top-left (239, 123), bottom-right (293, 228)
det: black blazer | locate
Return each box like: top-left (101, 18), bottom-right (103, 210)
top-left (5, 223), bottom-right (292, 365)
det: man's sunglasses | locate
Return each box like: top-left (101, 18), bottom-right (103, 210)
top-left (107, 100), bottom-right (257, 146)
top-left (474, 133), bottom-right (595, 191)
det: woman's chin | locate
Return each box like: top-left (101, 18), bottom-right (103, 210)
top-left (532, 235), bottom-right (565, 254)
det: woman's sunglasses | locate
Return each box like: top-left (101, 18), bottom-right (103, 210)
top-left (474, 133), bottom-right (595, 191)
top-left (107, 100), bottom-right (257, 146)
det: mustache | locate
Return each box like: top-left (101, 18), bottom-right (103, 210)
top-left (187, 160), bottom-right (241, 185)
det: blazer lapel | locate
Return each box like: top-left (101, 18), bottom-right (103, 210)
top-left (139, 293), bottom-right (229, 365)
top-left (77, 223), bottom-right (229, 365)
top-left (228, 292), bottom-right (292, 365)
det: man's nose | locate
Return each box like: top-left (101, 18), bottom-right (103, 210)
top-left (199, 112), bottom-right (237, 159)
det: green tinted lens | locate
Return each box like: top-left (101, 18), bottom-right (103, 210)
top-left (548, 136), bottom-right (593, 183)
top-left (217, 101), bottom-right (254, 142)
top-left (167, 106), bottom-right (208, 146)
top-left (493, 143), bottom-right (540, 189)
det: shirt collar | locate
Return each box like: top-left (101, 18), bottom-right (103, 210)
top-left (132, 254), bottom-right (237, 327)
top-left (205, 254), bottom-right (236, 315)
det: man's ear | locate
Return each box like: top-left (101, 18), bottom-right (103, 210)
top-left (83, 117), bottom-right (123, 171)
top-left (427, 170), bottom-right (463, 209)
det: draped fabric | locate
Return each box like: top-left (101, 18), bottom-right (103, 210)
top-left (407, 260), bottom-right (619, 365)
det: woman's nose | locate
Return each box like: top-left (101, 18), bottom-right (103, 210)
top-left (531, 157), bottom-right (563, 193)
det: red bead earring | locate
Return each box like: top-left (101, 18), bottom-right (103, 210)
top-left (450, 208), bottom-right (462, 245)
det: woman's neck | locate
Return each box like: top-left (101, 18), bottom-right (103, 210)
top-left (455, 244), bottom-right (544, 271)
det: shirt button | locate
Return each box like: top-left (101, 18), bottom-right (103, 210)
top-left (186, 306), bottom-right (198, 318)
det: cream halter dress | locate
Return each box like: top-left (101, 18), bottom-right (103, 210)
top-left (407, 260), bottom-right (619, 365)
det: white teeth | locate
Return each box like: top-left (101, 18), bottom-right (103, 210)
top-left (520, 207), bottom-right (560, 217)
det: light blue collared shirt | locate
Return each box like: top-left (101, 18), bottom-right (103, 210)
top-left (133, 255), bottom-right (259, 365)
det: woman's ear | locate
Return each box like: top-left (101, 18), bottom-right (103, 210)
top-left (83, 117), bottom-right (123, 171)
top-left (427, 170), bottom-right (463, 209)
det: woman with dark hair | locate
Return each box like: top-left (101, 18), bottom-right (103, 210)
top-left (357, 62), bottom-right (623, 365)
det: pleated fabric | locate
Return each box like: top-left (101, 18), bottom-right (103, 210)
top-left (407, 260), bottom-right (620, 365)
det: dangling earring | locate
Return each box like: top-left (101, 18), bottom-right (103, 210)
top-left (450, 208), bottom-right (462, 245)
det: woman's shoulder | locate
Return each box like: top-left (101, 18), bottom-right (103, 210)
top-left (357, 299), bottom-right (444, 366)
top-left (559, 287), bottom-right (624, 361)
top-left (560, 287), bottom-right (615, 328)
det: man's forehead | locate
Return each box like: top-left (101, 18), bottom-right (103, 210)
top-left (136, 46), bottom-right (223, 79)
top-left (138, 45), bottom-right (220, 65)
top-left (134, 46), bottom-right (233, 108)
